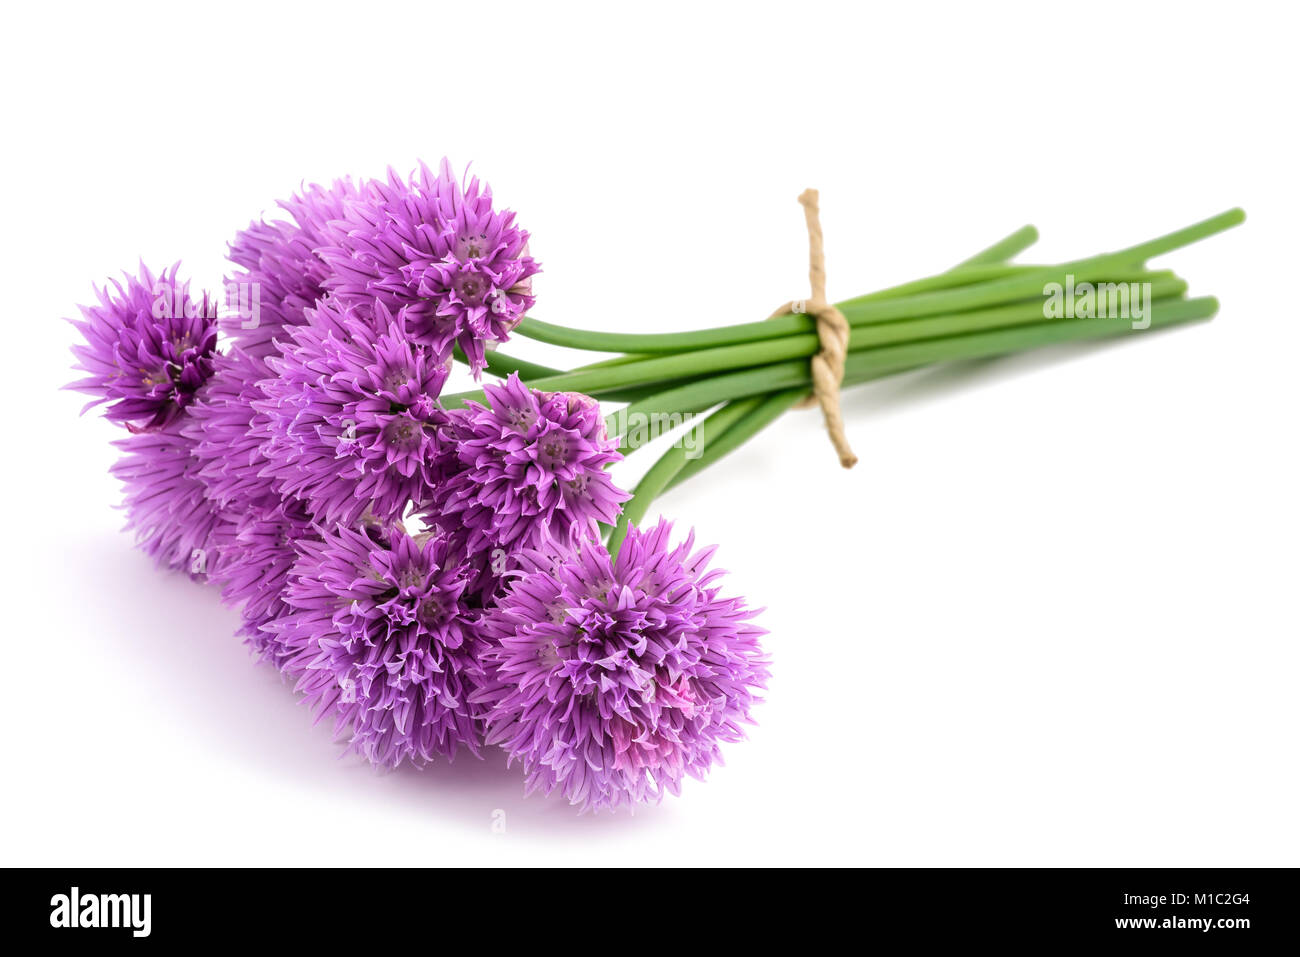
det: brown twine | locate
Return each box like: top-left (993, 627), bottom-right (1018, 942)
top-left (769, 189), bottom-right (858, 469)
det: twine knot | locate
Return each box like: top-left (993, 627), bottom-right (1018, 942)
top-left (770, 189), bottom-right (858, 469)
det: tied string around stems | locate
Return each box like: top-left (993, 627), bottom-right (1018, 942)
top-left (769, 189), bottom-right (859, 469)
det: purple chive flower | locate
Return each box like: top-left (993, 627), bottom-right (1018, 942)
top-left (68, 264), bottom-right (218, 432)
top-left (319, 159), bottom-right (540, 372)
top-left (110, 423), bottom-right (232, 579)
top-left (254, 299), bottom-right (451, 527)
top-left (182, 346), bottom-right (316, 661)
top-left (212, 499), bottom-right (317, 664)
top-left (225, 179), bottom-right (361, 357)
top-left (473, 521), bottom-right (769, 812)
top-left (183, 347), bottom-right (277, 512)
top-left (425, 374), bottom-right (628, 591)
top-left (274, 523), bottom-right (480, 767)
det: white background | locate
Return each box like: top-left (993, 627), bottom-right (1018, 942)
top-left (2, 1), bottom-right (1295, 866)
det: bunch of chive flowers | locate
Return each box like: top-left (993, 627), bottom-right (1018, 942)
top-left (68, 160), bottom-right (770, 812)
top-left (69, 157), bottom-right (1244, 811)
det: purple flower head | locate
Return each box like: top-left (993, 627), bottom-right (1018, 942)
top-left (426, 374), bottom-right (628, 584)
top-left (254, 299), bottom-right (451, 527)
top-left (110, 422), bottom-right (232, 579)
top-left (274, 523), bottom-right (481, 767)
top-left (69, 264), bottom-right (218, 431)
top-left (473, 521), bottom-right (769, 812)
top-left (226, 178), bottom-right (360, 357)
top-left (319, 159), bottom-right (539, 372)
top-left (183, 347), bottom-right (277, 512)
top-left (211, 499), bottom-right (317, 665)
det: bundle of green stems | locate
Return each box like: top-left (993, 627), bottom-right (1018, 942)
top-left (446, 208), bottom-right (1244, 554)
